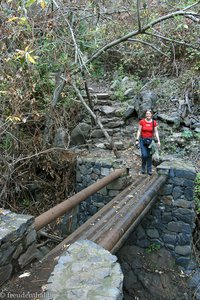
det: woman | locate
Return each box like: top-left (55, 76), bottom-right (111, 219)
top-left (135, 110), bottom-right (160, 175)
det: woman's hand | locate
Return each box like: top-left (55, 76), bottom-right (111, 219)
top-left (135, 140), bottom-right (140, 149)
top-left (157, 141), bottom-right (161, 148)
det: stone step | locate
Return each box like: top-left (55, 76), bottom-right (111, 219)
top-left (104, 141), bottom-right (128, 150)
top-left (89, 141), bottom-right (128, 151)
top-left (100, 116), bottom-right (122, 124)
top-left (90, 128), bottom-right (131, 141)
top-left (92, 92), bottom-right (110, 99)
top-left (91, 128), bottom-right (119, 138)
top-left (94, 105), bottom-right (121, 118)
top-left (82, 92), bottom-right (110, 100)
top-left (94, 120), bottom-right (124, 129)
top-left (90, 134), bottom-right (131, 150)
top-left (94, 99), bottom-right (113, 106)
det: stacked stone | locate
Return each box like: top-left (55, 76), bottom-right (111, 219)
top-left (130, 160), bottom-right (196, 268)
top-left (0, 209), bottom-right (37, 286)
top-left (42, 240), bottom-right (124, 300)
top-left (76, 157), bottom-right (128, 225)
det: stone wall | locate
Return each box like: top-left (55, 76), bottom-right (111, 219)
top-left (76, 157), bottom-right (129, 225)
top-left (0, 209), bottom-right (37, 286)
top-left (42, 240), bottom-right (124, 300)
top-left (127, 160), bottom-right (196, 268)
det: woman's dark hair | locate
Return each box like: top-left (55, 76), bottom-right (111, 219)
top-left (145, 109), bottom-right (153, 114)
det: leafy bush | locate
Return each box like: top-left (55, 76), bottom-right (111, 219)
top-left (181, 130), bottom-right (193, 139)
top-left (146, 243), bottom-right (161, 253)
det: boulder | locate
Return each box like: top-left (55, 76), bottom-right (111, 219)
top-left (70, 123), bottom-right (91, 146)
top-left (124, 88), bottom-right (135, 98)
top-left (127, 91), bottom-right (158, 118)
top-left (122, 106), bottom-right (136, 121)
top-left (53, 127), bottom-right (67, 148)
top-left (157, 113), bottom-right (181, 127)
top-left (99, 105), bottom-right (116, 117)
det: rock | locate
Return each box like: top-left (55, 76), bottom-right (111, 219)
top-left (0, 264), bottom-right (13, 286)
top-left (140, 90), bottom-right (158, 104)
top-left (53, 127), bottom-right (67, 148)
top-left (105, 141), bottom-right (125, 150)
top-left (137, 91), bottom-right (158, 118)
top-left (106, 120), bottom-right (124, 128)
top-left (95, 99), bottom-right (113, 106)
top-left (18, 243), bottom-right (37, 268)
top-left (95, 93), bottom-right (110, 99)
top-left (146, 229), bottom-right (160, 239)
top-left (99, 105), bottom-right (116, 116)
top-left (101, 116), bottom-right (122, 124)
top-left (35, 246), bottom-right (51, 260)
top-left (122, 106), bottom-right (136, 121)
top-left (157, 112), bottom-right (181, 126)
top-left (174, 245), bottom-right (192, 256)
top-left (110, 79), bottom-right (120, 91)
top-left (43, 240), bottom-right (123, 300)
top-left (192, 122), bottom-right (200, 128)
top-left (91, 129), bottom-right (114, 138)
top-left (117, 245), bottom-right (190, 300)
top-left (124, 88), bottom-right (135, 98)
top-left (94, 143), bottom-right (106, 149)
top-left (183, 116), bottom-right (192, 127)
top-left (189, 269), bottom-right (200, 288)
top-left (70, 123), bottom-right (91, 146)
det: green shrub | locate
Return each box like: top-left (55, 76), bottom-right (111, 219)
top-left (146, 243), bottom-right (161, 253)
top-left (181, 130), bottom-right (193, 139)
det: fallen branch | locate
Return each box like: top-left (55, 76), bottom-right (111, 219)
top-left (38, 230), bottom-right (63, 242)
top-left (82, 71), bottom-right (95, 126)
top-left (37, 239), bottom-right (59, 248)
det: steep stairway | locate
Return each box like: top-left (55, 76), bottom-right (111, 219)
top-left (84, 91), bottom-right (135, 150)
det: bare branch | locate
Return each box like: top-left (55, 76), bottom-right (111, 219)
top-left (84, 9), bottom-right (200, 66)
top-left (51, 4), bottom-right (200, 112)
top-left (171, 43), bottom-right (179, 77)
top-left (12, 148), bottom-right (72, 164)
top-left (185, 15), bottom-right (200, 23)
top-left (145, 32), bottom-right (200, 50)
top-left (182, 0), bottom-right (200, 11)
top-left (52, 0), bottom-right (87, 70)
top-left (137, 0), bottom-right (141, 32)
top-left (128, 38), bottom-right (169, 57)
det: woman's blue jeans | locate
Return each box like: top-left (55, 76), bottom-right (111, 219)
top-left (140, 139), bottom-right (152, 173)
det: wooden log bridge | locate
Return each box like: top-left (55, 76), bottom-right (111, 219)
top-left (5, 171), bottom-right (167, 294)
top-left (45, 173), bottom-right (167, 260)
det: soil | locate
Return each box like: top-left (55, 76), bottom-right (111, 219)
top-left (117, 245), bottom-right (193, 300)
